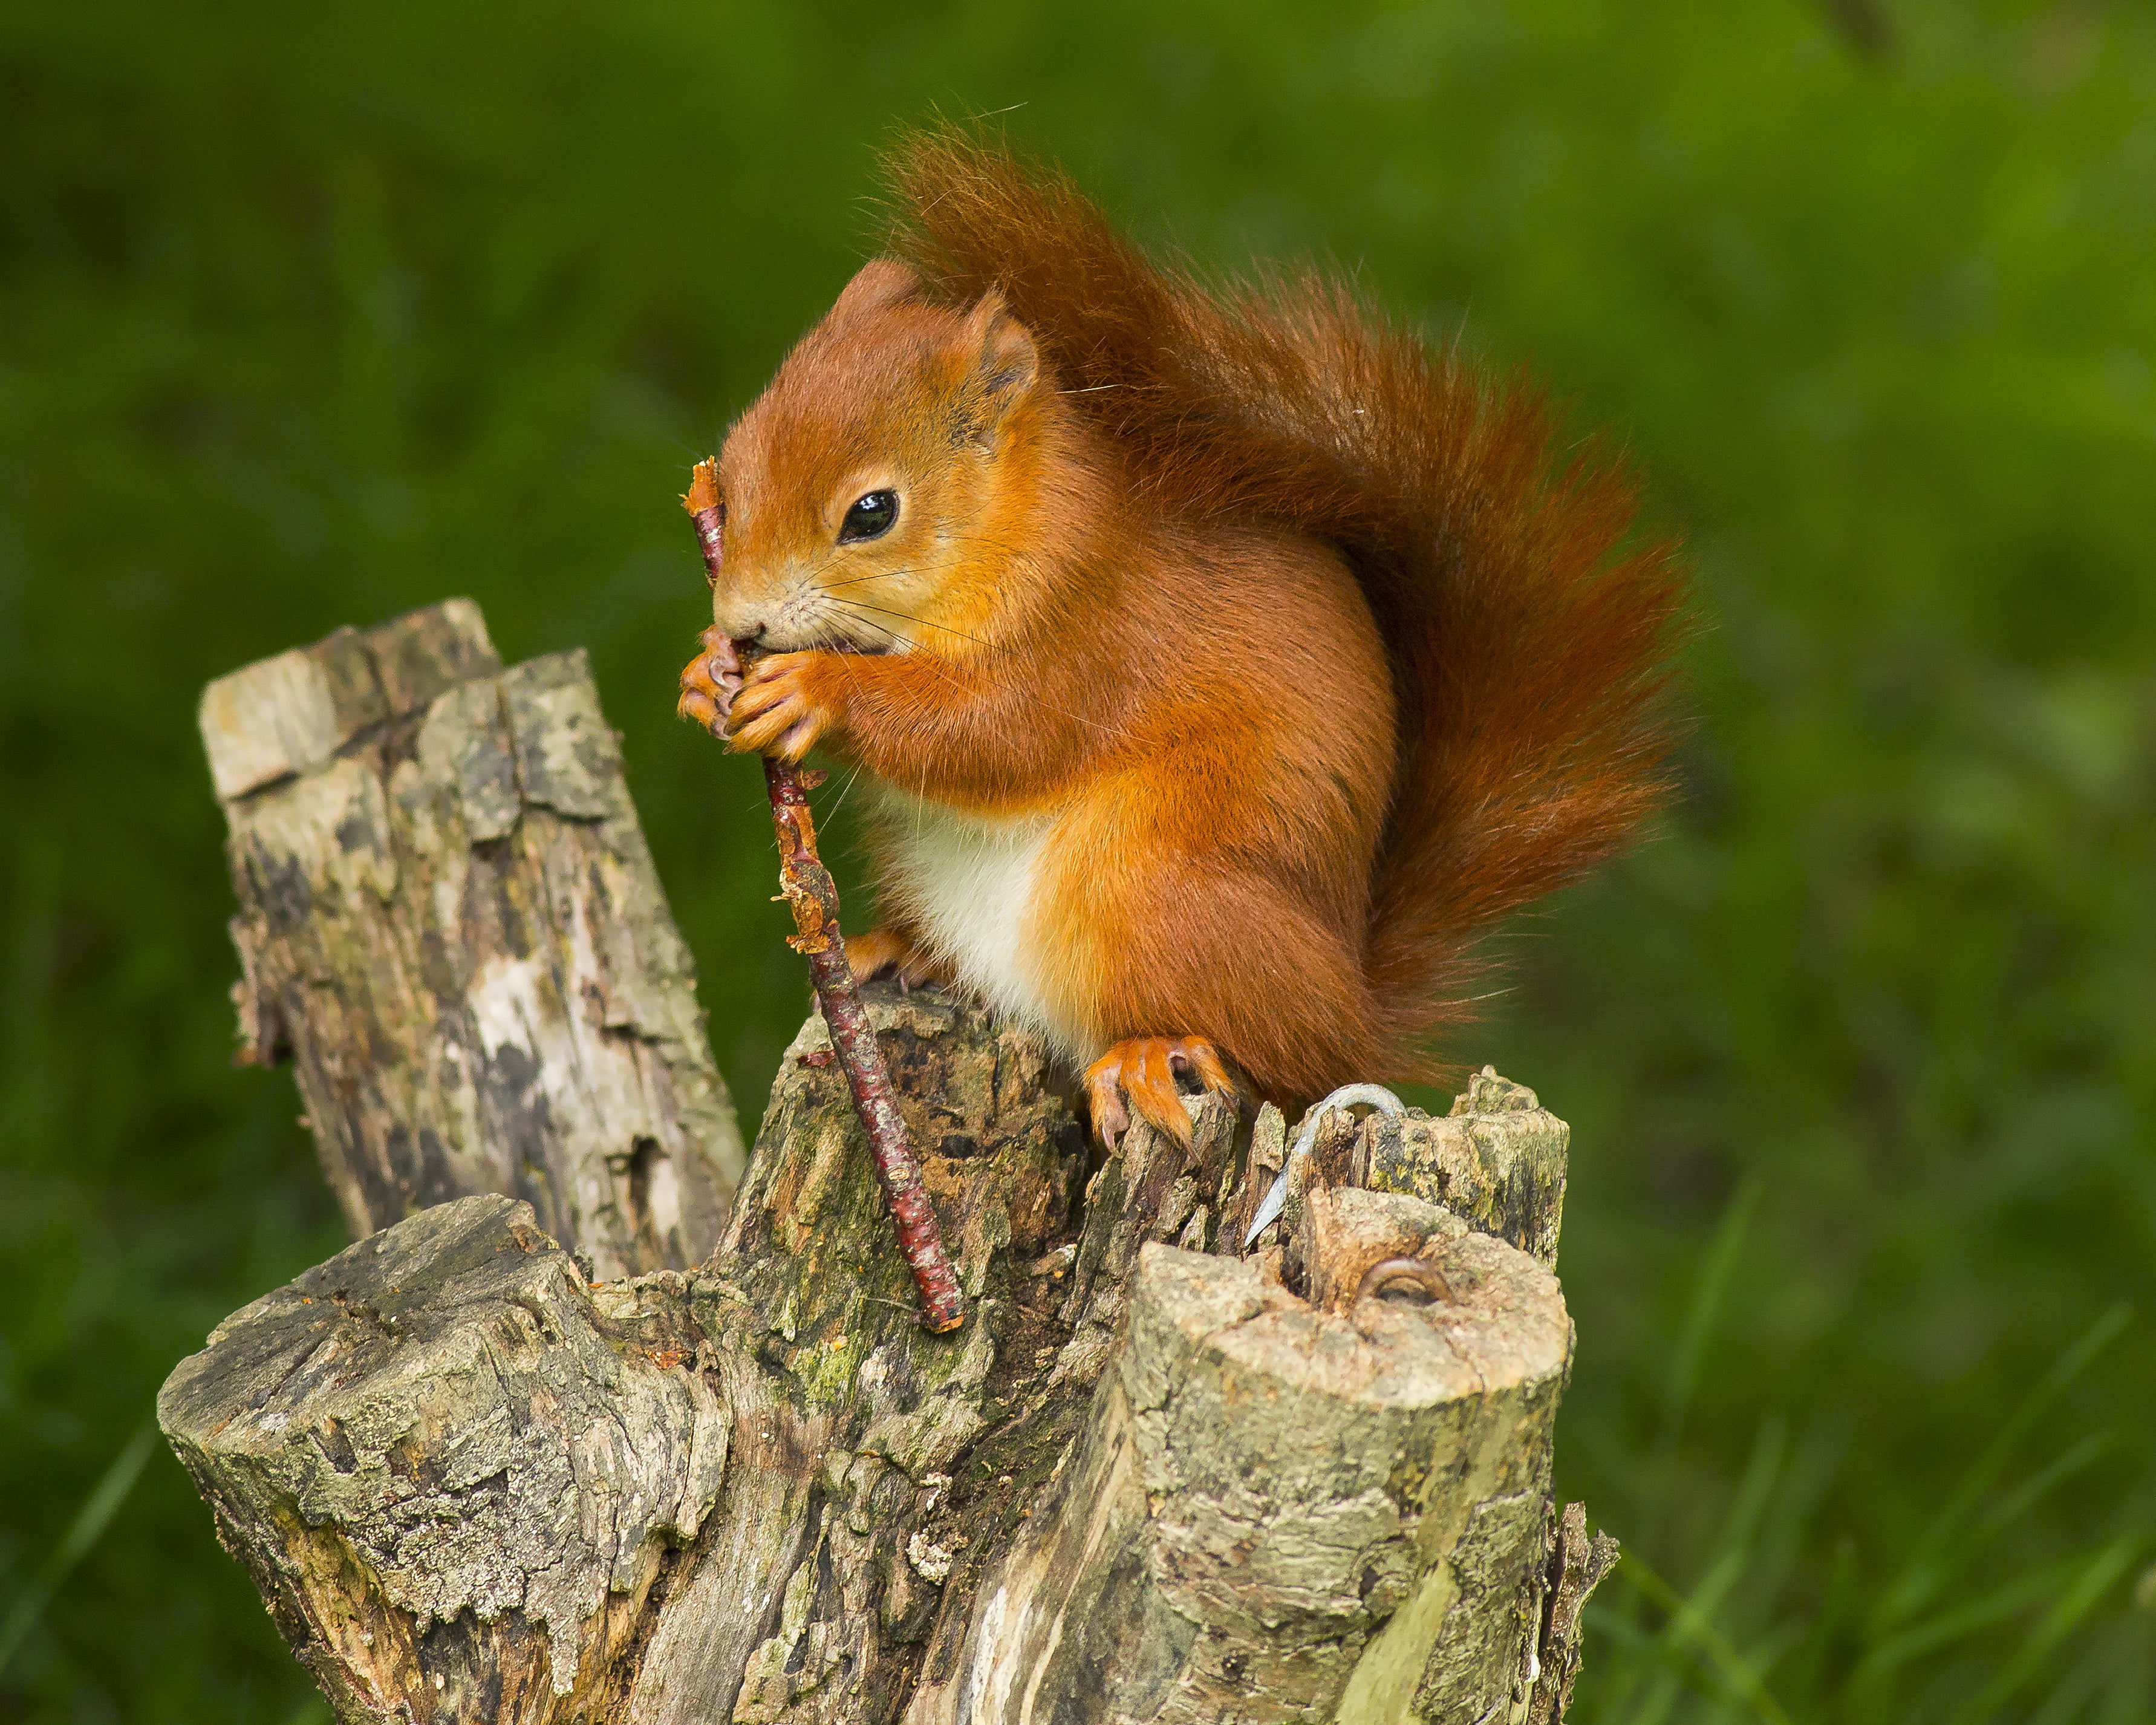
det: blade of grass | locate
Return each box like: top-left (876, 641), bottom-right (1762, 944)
top-left (1955, 1536), bottom-right (2140, 1724)
top-left (1875, 1304), bottom-right (2130, 1630)
top-left (1619, 1417), bottom-right (1793, 1725)
top-left (1780, 1531), bottom-right (1863, 1707)
top-left (1621, 1550), bottom-right (1797, 1725)
top-left (1690, 1415), bottom-right (1790, 1629)
top-left (1850, 1432), bottom-right (2119, 1689)
top-left (2022, 1634), bottom-right (2112, 1725)
top-left (1619, 1181), bottom-right (1774, 1725)
top-left (1580, 1602), bottom-right (1666, 1722)
top-left (1855, 1548), bottom-right (2109, 1680)
top-left (1973, 1432), bottom-right (2115, 1543)
top-left (1660, 1175), bottom-right (1764, 1446)
top-left (0, 1423), bottom-right (158, 1678)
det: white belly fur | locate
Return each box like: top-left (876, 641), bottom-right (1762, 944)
top-left (868, 788), bottom-right (1079, 1059)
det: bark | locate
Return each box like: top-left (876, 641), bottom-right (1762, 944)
top-left (167, 606), bottom-right (1623, 1723)
top-left (1526, 1502), bottom-right (1623, 1725)
top-left (200, 600), bottom-right (743, 1276)
top-left (1266, 1067), bottom-right (1569, 1276)
top-left (163, 988), bottom-right (1605, 1723)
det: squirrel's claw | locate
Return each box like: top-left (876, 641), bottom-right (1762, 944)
top-left (1084, 1036), bottom-right (1235, 1149)
top-left (726, 651), bottom-right (835, 762)
top-left (677, 626), bottom-right (743, 738)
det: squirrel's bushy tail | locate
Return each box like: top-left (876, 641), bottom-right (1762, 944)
top-left (885, 126), bottom-right (1686, 1082)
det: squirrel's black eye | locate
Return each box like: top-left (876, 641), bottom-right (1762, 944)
top-left (838, 490), bottom-right (899, 544)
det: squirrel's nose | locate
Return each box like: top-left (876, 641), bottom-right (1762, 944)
top-left (712, 599), bottom-right (766, 644)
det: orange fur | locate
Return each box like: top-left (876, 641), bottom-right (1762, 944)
top-left (844, 926), bottom-right (947, 990)
top-left (1085, 1037), bottom-right (1235, 1150)
top-left (688, 127), bottom-right (1684, 1126)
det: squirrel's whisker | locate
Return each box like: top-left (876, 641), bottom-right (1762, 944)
top-left (829, 604), bottom-right (1141, 749)
top-left (834, 600), bottom-right (991, 651)
top-left (813, 570), bottom-right (914, 594)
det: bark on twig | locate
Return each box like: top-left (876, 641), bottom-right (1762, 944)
top-left (200, 600), bottom-right (743, 1275)
top-left (682, 461), bottom-right (963, 1332)
top-left (758, 759), bottom-right (963, 1334)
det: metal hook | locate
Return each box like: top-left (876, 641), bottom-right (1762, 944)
top-left (1352, 1256), bottom-right (1455, 1308)
top-left (1242, 1083), bottom-right (1406, 1248)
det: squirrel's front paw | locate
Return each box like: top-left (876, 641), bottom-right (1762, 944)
top-left (677, 626), bottom-right (743, 737)
top-left (727, 651), bottom-right (844, 763)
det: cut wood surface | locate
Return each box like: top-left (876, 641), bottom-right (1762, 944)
top-left (201, 600), bottom-right (743, 1276)
top-left (164, 986), bottom-right (1604, 1723)
top-left (167, 605), bottom-right (1624, 1723)
top-left (1263, 1067), bottom-right (1569, 1275)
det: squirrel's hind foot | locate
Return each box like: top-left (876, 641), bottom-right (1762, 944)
top-left (1084, 1036), bottom-right (1236, 1150)
top-left (845, 928), bottom-right (950, 992)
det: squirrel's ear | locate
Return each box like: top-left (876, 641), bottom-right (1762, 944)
top-left (959, 287), bottom-right (1039, 452)
top-left (830, 258), bottom-right (920, 322)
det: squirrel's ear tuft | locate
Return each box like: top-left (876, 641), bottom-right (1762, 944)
top-left (830, 258), bottom-right (921, 322)
top-left (959, 287), bottom-right (1039, 451)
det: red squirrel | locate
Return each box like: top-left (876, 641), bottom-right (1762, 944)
top-left (679, 129), bottom-right (1682, 1147)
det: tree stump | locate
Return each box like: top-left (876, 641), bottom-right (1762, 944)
top-left (200, 601), bottom-right (744, 1276)
top-left (163, 607), bottom-right (1621, 1722)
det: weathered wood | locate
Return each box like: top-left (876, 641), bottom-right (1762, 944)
top-left (203, 601), bottom-right (743, 1275)
top-left (1265, 1066), bottom-right (1570, 1279)
top-left (914, 1211), bottom-right (1571, 1723)
top-left (1526, 1501), bottom-right (1623, 1725)
top-left (161, 988), bottom-right (1095, 1721)
top-left (1369, 1068), bottom-right (1570, 1271)
top-left (665, 985), bottom-right (1192, 1725)
top-left (157, 1193), bottom-right (728, 1722)
top-left (169, 605), bottom-right (1618, 1723)
top-left (162, 975), bottom-right (1599, 1722)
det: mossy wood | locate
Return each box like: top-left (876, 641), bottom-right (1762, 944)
top-left (165, 604), bottom-right (1619, 1722)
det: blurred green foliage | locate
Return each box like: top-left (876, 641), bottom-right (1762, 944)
top-left (3, 1), bottom-right (2152, 1718)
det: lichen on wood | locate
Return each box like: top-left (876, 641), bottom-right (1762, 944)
top-left (163, 977), bottom-right (1604, 1722)
top-left (155, 1193), bottom-right (728, 1720)
top-left (1273, 1065), bottom-right (1571, 1275)
top-left (171, 604), bottom-right (1621, 1723)
top-left (203, 600), bottom-right (743, 1276)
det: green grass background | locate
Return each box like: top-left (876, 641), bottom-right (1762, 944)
top-left (4, 1), bottom-right (2152, 1719)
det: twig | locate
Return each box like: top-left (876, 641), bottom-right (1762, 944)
top-left (681, 460), bottom-right (966, 1332)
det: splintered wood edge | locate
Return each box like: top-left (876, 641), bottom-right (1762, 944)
top-left (198, 599), bottom-right (500, 801)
